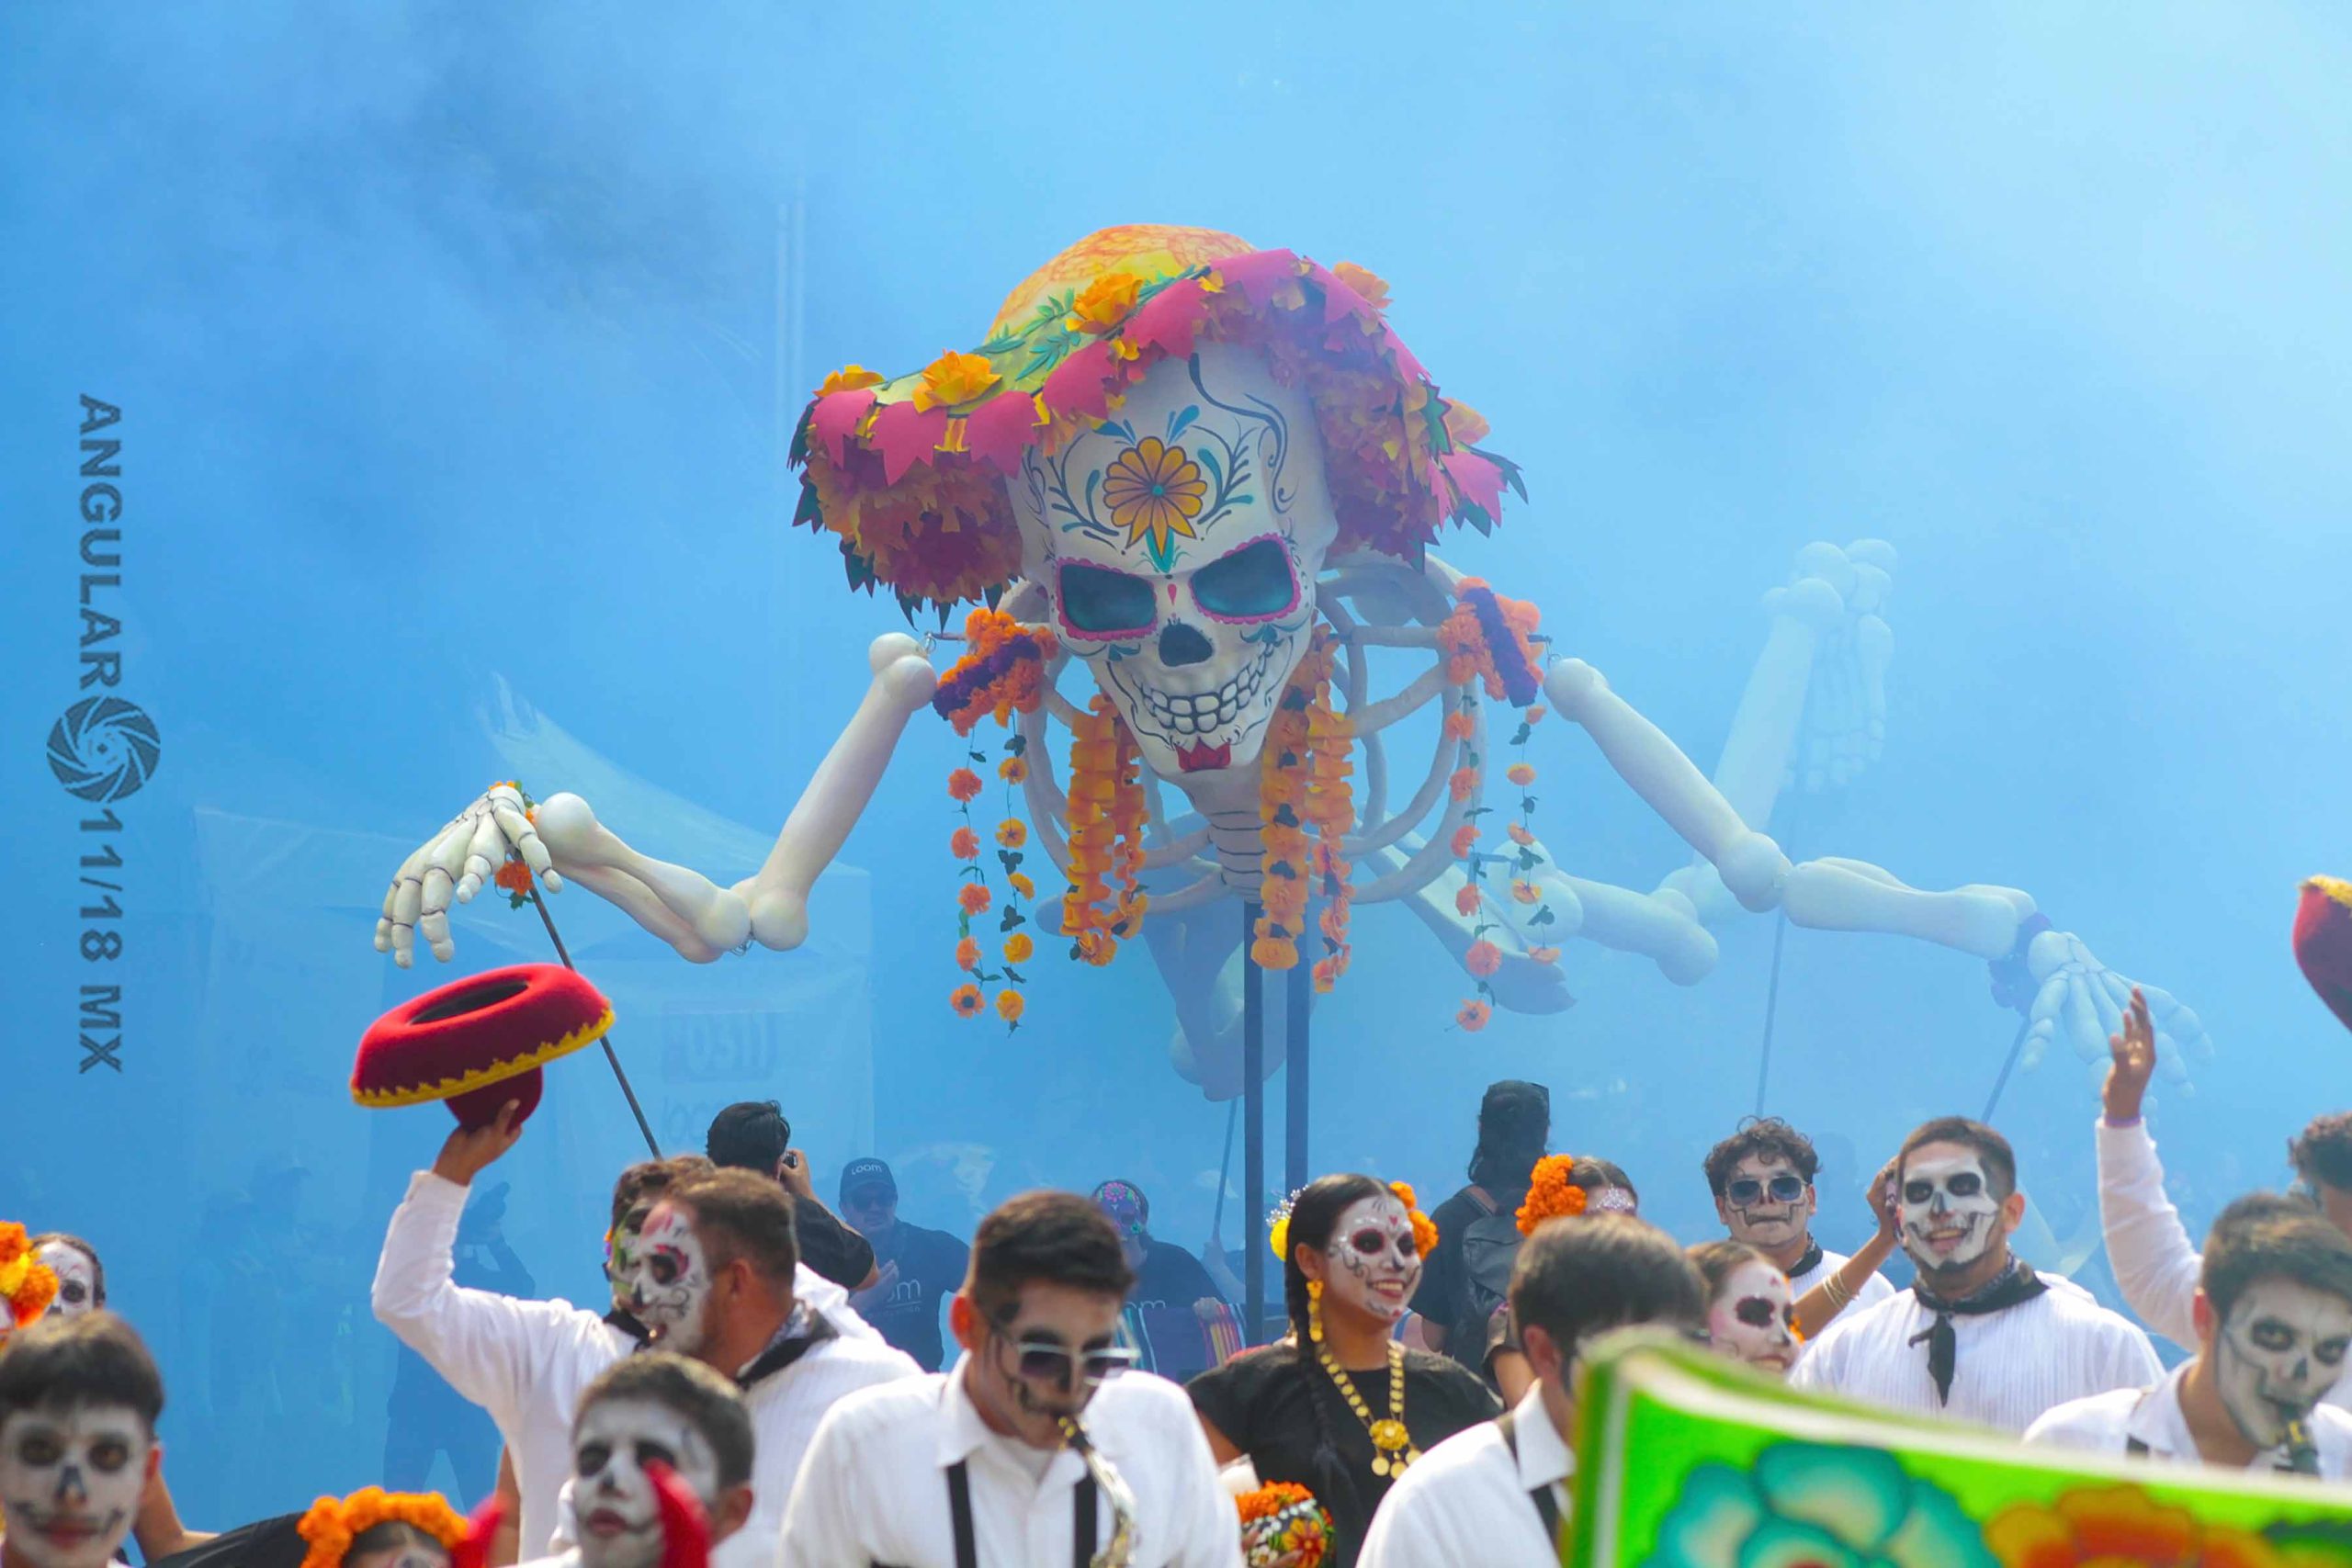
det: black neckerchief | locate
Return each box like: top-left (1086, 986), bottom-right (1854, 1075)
top-left (1790, 1239), bottom-right (1824, 1280)
top-left (1907, 1258), bottom-right (2047, 1405)
top-left (735, 1303), bottom-right (837, 1390)
top-left (603, 1305), bottom-right (650, 1343)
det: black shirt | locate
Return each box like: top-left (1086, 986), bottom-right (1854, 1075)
top-left (1417, 1183), bottom-right (1511, 1367)
top-left (793, 1195), bottom-right (877, 1290)
top-left (862, 1220), bottom-right (970, 1371)
top-left (1189, 1344), bottom-right (1501, 1568)
top-left (1130, 1238), bottom-right (1222, 1311)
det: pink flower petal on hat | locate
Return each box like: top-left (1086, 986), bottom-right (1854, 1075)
top-left (1126, 276), bottom-right (1210, 360)
top-left (1214, 249), bottom-right (1301, 310)
top-left (1442, 450), bottom-right (1506, 525)
top-left (810, 388), bottom-right (876, 468)
top-left (966, 389), bottom-right (1044, 475)
top-left (1042, 338), bottom-right (1119, 423)
top-left (869, 400), bottom-right (951, 485)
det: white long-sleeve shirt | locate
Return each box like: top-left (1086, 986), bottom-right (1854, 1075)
top-left (2024, 1360), bottom-right (2352, 1477)
top-left (371, 1169), bottom-right (884, 1558)
top-left (2096, 1116), bottom-right (2204, 1351)
top-left (778, 1368), bottom-right (1240, 1568)
top-left (1789, 1277), bottom-right (2162, 1433)
top-left (1357, 1386), bottom-right (1565, 1568)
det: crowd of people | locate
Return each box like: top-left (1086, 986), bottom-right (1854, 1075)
top-left (6, 987), bottom-right (2352, 1568)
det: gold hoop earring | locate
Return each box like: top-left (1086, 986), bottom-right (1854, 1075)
top-left (1307, 1278), bottom-right (1325, 1343)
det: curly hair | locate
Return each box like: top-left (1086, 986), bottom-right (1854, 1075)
top-left (1702, 1118), bottom-right (1820, 1196)
top-left (2290, 1112), bottom-right (2352, 1192)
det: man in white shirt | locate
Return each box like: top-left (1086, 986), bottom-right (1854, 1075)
top-left (372, 1102), bottom-right (885, 1559)
top-left (780, 1190), bottom-right (1238, 1567)
top-left (1358, 1216), bottom-right (1704, 1568)
top-left (1702, 1118), bottom-right (1894, 1310)
top-left (1791, 1115), bottom-right (2161, 1433)
top-left (2029, 1192), bottom-right (2352, 1477)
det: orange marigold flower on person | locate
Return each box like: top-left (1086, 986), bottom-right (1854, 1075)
top-left (1507, 823), bottom-right (1535, 847)
top-left (1506, 762), bottom-right (1537, 787)
top-left (950, 827), bottom-right (981, 860)
top-left (1455, 999), bottom-right (1492, 1032)
top-left (493, 857), bottom-right (534, 897)
top-left (957, 883), bottom-right (992, 916)
top-left (912, 350), bottom-right (1000, 412)
top-left (1528, 945), bottom-right (1562, 964)
top-left (1448, 823), bottom-right (1478, 859)
top-left (1464, 940), bottom-right (1503, 978)
top-left (998, 756), bottom-right (1030, 783)
top-left (814, 364), bottom-right (885, 397)
top-left (949, 984), bottom-right (984, 1018)
top-left (1002, 931), bottom-right (1034, 964)
top-left (1516, 1156), bottom-right (1589, 1235)
top-left (948, 768), bottom-right (983, 802)
top-left (996, 989), bottom-right (1025, 1023)
top-left (1068, 271), bottom-right (1144, 333)
top-left (1454, 885), bottom-right (1482, 917)
top-left (1510, 879), bottom-right (1541, 905)
top-left (1442, 711), bottom-right (1476, 742)
top-left (954, 936), bottom-right (980, 971)
top-left (1008, 871), bottom-right (1036, 899)
top-left (995, 818), bottom-right (1027, 849)
top-left (1449, 767), bottom-right (1478, 802)
top-left (1330, 261), bottom-right (1392, 311)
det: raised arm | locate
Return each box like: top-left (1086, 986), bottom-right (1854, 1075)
top-left (2096, 988), bottom-right (2202, 1349)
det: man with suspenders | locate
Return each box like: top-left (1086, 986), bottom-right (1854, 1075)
top-left (1357, 1217), bottom-right (1706, 1566)
top-left (780, 1191), bottom-right (1238, 1567)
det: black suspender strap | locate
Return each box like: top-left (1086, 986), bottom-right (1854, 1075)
top-left (942, 1460), bottom-right (1102, 1568)
top-left (2124, 1436), bottom-right (2150, 1457)
top-left (1496, 1412), bottom-right (1563, 1544)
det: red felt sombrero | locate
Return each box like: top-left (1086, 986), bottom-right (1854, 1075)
top-left (353, 963), bottom-right (614, 1128)
top-left (2296, 876), bottom-right (2352, 1035)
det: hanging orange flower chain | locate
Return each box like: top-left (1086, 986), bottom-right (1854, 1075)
top-left (938, 607), bottom-right (1053, 1030)
top-left (1255, 627), bottom-right (1353, 988)
top-left (1061, 694), bottom-right (1148, 968)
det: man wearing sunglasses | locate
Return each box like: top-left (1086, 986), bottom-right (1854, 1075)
top-left (780, 1191), bottom-right (1239, 1566)
top-left (1702, 1118), bottom-right (1893, 1312)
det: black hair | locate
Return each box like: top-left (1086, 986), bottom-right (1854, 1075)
top-left (28, 1233), bottom-right (106, 1310)
top-left (1510, 1216), bottom-right (1704, 1367)
top-left (2290, 1113), bottom-right (2352, 1192)
top-left (1897, 1116), bottom-right (2018, 1199)
top-left (0, 1312), bottom-right (164, 1434)
top-left (1468, 1081), bottom-right (1551, 1192)
top-left (576, 1351), bottom-right (756, 1492)
top-left (611, 1156), bottom-right (715, 1233)
top-left (2202, 1191), bottom-right (2352, 1323)
top-left (665, 1169), bottom-right (800, 1286)
top-left (1686, 1238), bottom-right (1772, 1302)
top-left (345, 1521), bottom-right (453, 1562)
top-left (967, 1191), bottom-right (1134, 1323)
top-left (1701, 1118), bottom-right (1821, 1195)
top-left (705, 1101), bottom-right (791, 1174)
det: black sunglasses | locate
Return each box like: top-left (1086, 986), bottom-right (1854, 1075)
top-left (1726, 1174), bottom-right (1806, 1205)
top-left (989, 1315), bottom-right (1136, 1388)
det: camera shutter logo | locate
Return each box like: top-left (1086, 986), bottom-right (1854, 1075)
top-left (47, 696), bottom-right (162, 803)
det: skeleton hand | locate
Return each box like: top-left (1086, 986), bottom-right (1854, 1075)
top-left (2018, 930), bottom-right (2211, 1085)
top-left (1770, 539), bottom-right (1895, 794)
top-left (374, 783), bottom-right (557, 968)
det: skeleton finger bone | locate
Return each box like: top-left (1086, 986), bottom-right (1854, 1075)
top-left (489, 788), bottom-right (560, 892)
top-left (454, 811), bottom-right (505, 903)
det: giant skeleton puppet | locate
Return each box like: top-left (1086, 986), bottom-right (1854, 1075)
top-left (372, 225), bottom-right (2209, 1098)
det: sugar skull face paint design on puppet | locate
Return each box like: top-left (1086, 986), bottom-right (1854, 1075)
top-left (1898, 1146), bottom-right (2005, 1276)
top-left (1012, 344), bottom-right (1337, 784)
top-left (571, 1396), bottom-right (722, 1568)
top-left (0, 1401), bottom-right (153, 1568)
top-left (2212, 1277), bottom-right (2352, 1450)
top-left (36, 1244), bottom-right (99, 1321)
top-left (1717, 1156), bottom-right (1813, 1252)
top-left (625, 1204), bottom-right (713, 1357)
top-left (1319, 1193), bottom-right (1422, 1325)
top-left (1705, 1258), bottom-right (1798, 1374)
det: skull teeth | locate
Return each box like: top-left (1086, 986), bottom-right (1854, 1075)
top-left (1140, 651), bottom-right (1269, 737)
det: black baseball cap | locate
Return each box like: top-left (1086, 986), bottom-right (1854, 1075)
top-left (839, 1157), bottom-right (896, 1202)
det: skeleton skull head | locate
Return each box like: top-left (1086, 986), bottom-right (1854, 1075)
top-left (571, 1394), bottom-right (724, 1568)
top-left (0, 1401), bottom-right (153, 1568)
top-left (37, 1243), bottom-right (100, 1321)
top-left (2212, 1277), bottom-right (2352, 1450)
top-left (1898, 1144), bottom-right (2008, 1276)
top-left (1012, 344), bottom-right (1335, 787)
top-left (1314, 1193), bottom-right (1423, 1325)
top-left (1705, 1258), bottom-right (1798, 1374)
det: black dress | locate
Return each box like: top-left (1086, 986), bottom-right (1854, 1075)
top-left (1189, 1343), bottom-right (1501, 1568)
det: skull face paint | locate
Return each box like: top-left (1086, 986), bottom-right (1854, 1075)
top-left (1705, 1259), bottom-right (1798, 1374)
top-left (571, 1397), bottom-right (721, 1568)
top-left (1012, 344), bottom-right (1336, 784)
top-left (605, 1201), bottom-right (656, 1315)
top-left (1898, 1146), bottom-right (2004, 1275)
top-left (0, 1403), bottom-right (153, 1568)
top-left (624, 1204), bottom-right (712, 1356)
top-left (2212, 1278), bottom-right (2352, 1450)
top-left (1719, 1156), bottom-right (1813, 1251)
top-left (1319, 1195), bottom-right (1422, 1325)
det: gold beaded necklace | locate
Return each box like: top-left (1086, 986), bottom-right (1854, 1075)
top-left (1314, 1337), bottom-right (1418, 1477)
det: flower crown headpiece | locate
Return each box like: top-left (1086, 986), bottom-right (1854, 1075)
top-left (1515, 1154), bottom-right (1635, 1235)
top-left (296, 1487), bottom-right (468, 1568)
top-left (1268, 1182), bottom-right (1440, 1262)
top-left (0, 1223), bottom-right (59, 1328)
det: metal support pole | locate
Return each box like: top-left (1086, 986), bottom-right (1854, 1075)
top-left (1285, 955), bottom-right (1310, 1199)
top-left (527, 885), bottom-right (662, 1158)
top-left (1243, 900), bottom-right (1266, 1344)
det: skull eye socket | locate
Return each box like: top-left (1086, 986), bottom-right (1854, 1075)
top-left (1190, 536), bottom-right (1298, 622)
top-left (1734, 1296), bottom-right (1779, 1328)
top-left (1057, 560), bottom-right (1158, 639)
top-left (1946, 1173), bottom-right (1983, 1198)
top-left (1902, 1180), bottom-right (1934, 1205)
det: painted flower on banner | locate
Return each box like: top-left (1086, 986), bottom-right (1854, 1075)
top-left (1645, 1443), bottom-right (1994, 1568)
top-left (1984, 1487), bottom-right (2284, 1568)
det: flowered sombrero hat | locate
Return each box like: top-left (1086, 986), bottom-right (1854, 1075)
top-left (352, 963), bottom-right (614, 1127)
top-left (2295, 876), bottom-right (2352, 1035)
top-left (789, 223), bottom-right (1523, 616)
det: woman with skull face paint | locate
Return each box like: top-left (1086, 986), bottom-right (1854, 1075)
top-left (1687, 1242), bottom-right (1800, 1376)
top-left (2027, 1193), bottom-right (2352, 1477)
top-left (1189, 1176), bottom-right (1500, 1568)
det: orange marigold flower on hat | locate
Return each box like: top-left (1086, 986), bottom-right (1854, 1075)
top-left (950, 827), bottom-right (981, 860)
top-left (1455, 999), bottom-right (1492, 1032)
top-left (1528, 945), bottom-right (1562, 964)
top-left (949, 984), bottom-right (984, 1018)
top-left (912, 350), bottom-right (1000, 412)
top-left (996, 818), bottom-right (1027, 849)
top-left (1507, 823), bottom-right (1535, 847)
top-left (1331, 261), bottom-right (1392, 311)
top-left (998, 756), bottom-right (1030, 783)
top-left (996, 989), bottom-right (1025, 1023)
top-left (1516, 1155), bottom-right (1589, 1234)
top-left (1003, 932), bottom-right (1034, 964)
top-left (493, 857), bottom-right (534, 897)
top-left (1442, 400), bottom-right (1490, 447)
top-left (1454, 885), bottom-right (1482, 917)
top-left (948, 768), bottom-right (984, 802)
top-left (1008, 871), bottom-right (1036, 899)
top-left (1448, 824), bottom-right (1479, 859)
top-left (1068, 271), bottom-right (1144, 333)
top-left (1506, 762), bottom-right (1537, 787)
top-left (1510, 879), bottom-right (1541, 905)
top-left (957, 883), bottom-right (992, 916)
top-left (954, 936), bottom-right (980, 970)
top-left (1464, 940), bottom-right (1503, 978)
top-left (1449, 767), bottom-right (1478, 802)
top-left (815, 364), bottom-right (885, 397)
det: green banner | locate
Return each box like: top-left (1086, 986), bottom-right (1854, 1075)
top-left (1567, 1330), bottom-right (2352, 1567)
